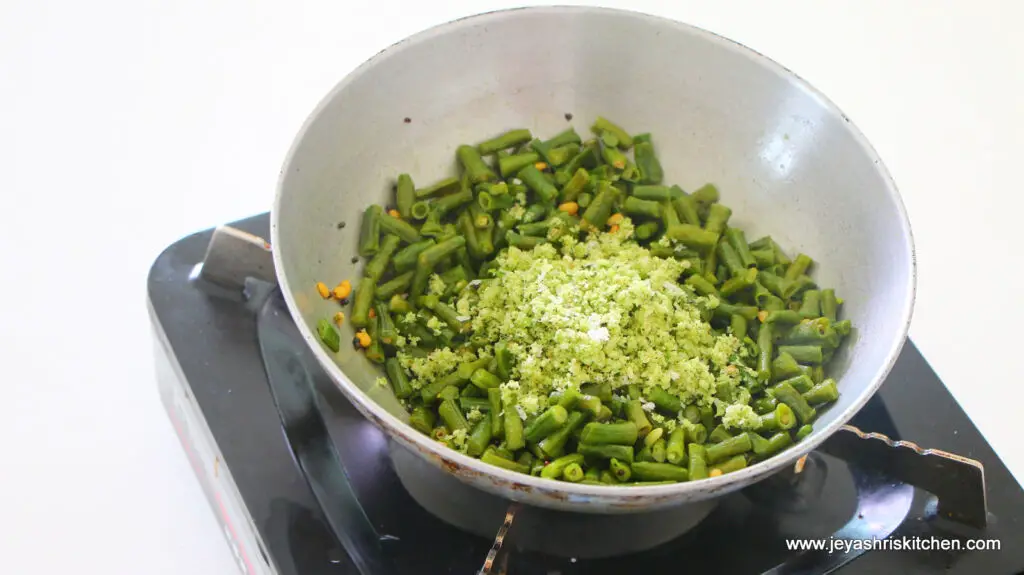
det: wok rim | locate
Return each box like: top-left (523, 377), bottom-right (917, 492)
top-left (270, 5), bottom-right (917, 506)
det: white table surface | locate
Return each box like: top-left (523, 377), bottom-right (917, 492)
top-left (2, 1), bottom-right (1021, 573)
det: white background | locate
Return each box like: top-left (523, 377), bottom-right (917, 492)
top-left (2, 0), bottom-right (1022, 573)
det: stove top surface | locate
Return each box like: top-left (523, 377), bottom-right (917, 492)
top-left (149, 214), bottom-right (1024, 575)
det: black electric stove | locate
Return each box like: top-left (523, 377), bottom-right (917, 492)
top-left (149, 213), bottom-right (1024, 575)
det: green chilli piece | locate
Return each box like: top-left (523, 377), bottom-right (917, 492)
top-left (316, 318), bottom-right (340, 352)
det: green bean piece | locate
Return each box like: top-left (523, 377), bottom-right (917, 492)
top-left (486, 388), bottom-right (504, 438)
top-left (466, 369), bottom-right (501, 390)
top-left (438, 398), bottom-right (470, 432)
top-left (716, 240), bottom-right (746, 278)
top-left (481, 449), bottom-right (529, 474)
top-left (516, 220), bottom-right (551, 237)
top-left (692, 406), bottom-right (711, 432)
top-left (464, 414), bottom-right (493, 457)
top-left (497, 152), bottom-right (540, 179)
top-left (664, 427), bottom-right (686, 465)
top-left (631, 141), bottom-right (663, 185)
top-left (628, 185), bottom-right (673, 201)
top-left (684, 274), bottom-right (718, 297)
top-left (759, 403), bottom-right (797, 432)
top-left (466, 202), bottom-right (492, 230)
top-left (692, 421), bottom-right (708, 444)
top-left (374, 272), bottom-right (413, 301)
top-left (545, 144), bottom-right (579, 167)
top-left (493, 445), bottom-right (516, 461)
top-left (660, 198), bottom-right (681, 230)
top-left (414, 176), bottom-right (460, 199)
top-left (576, 191), bottom-right (593, 209)
top-left (833, 319), bottom-right (852, 336)
top-left (555, 388), bottom-right (581, 410)
top-left (703, 205), bottom-right (732, 236)
top-left (724, 228), bottom-right (756, 269)
top-left (803, 379), bottom-right (839, 405)
top-left (547, 127), bottom-right (583, 148)
top-left (797, 290), bottom-right (820, 319)
top-left (784, 253), bottom-right (814, 282)
top-left (392, 173), bottom-right (415, 219)
top-left (555, 167), bottom-right (587, 203)
top-left (683, 405), bottom-right (701, 424)
top-left (560, 145), bottom-right (598, 177)
top-left (647, 389), bottom-right (682, 415)
top-left (757, 271), bottom-right (787, 299)
top-left (518, 203), bottom-right (546, 225)
top-left (516, 451), bottom-right (535, 471)
top-left (540, 453), bottom-right (585, 479)
top-left (408, 406), bottom-right (435, 435)
top-left (754, 431), bottom-right (794, 459)
top-left (363, 235), bottom-right (400, 283)
top-left (710, 454), bottom-right (748, 475)
top-left (460, 395), bottom-right (489, 410)
top-left (410, 201), bottom-right (431, 221)
top-left (821, 289), bottom-right (839, 322)
top-left (349, 278), bottom-right (376, 328)
top-left (523, 405), bottom-right (568, 443)
top-left (715, 304), bottom-right (759, 323)
top-left (416, 236), bottom-right (466, 270)
top-left (665, 224), bottom-right (720, 252)
top-left (651, 438), bottom-right (668, 463)
top-left (478, 190), bottom-right (514, 213)
top-left (770, 352), bottom-right (803, 382)
top-left (578, 181), bottom-right (617, 231)
top-left (764, 310), bottom-right (803, 325)
top-left (625, 400), bottom-right (653, 438)
top-left (488, 342), bottom-right (512, 382)
top-left (316, 318), bottom-right (340, 352)
top-left (576, 395), bottom-right (603, 418)
top-left (600, 144), bottom-right (627, 169)
top-left (730, 314), bottom-right (749, 339)
top-left (433, 186), bottom-right (475, 216)
top-left (709, 424), bottom-right (734, 444)
top-left (777, 374), bottom-right (814, 394)
top-left (516, 165), bottom-right (558, 203)
top-left (783, 274), bottom-right (817, 300)
top-left (644, 426), bottom-right (665, 448)
top-left (503, 406), bottom-right (526, 451)
top-left (580, 421), bottom-right (638, 446)
top-left (590, 116), bottom-right (633, 149)
top-left (750, 247), bottom-right (776, 268)
top-left (457, 144), bottom-right (496, 184)
top-left (505, 231), bottom-right (546, 250)
top-left (561, 462), bottom-right (584, 482)
top-left (684, 443), bottom-right (706, 480)
top-left (409, 263), bottom-right (432, 304)
top-left (376, 211), bottom-right (420, 244)
top-left (578, 443), bottom-right (634, 464)
top-left (600, 131), bottom-right (620, 149)
top-left (691, 183), bottom-right (720, 209)
top-left (601, 458), bottom-right (629, 482)
top-left (810, 365), bottom-right (826, 384)
top-left (769, 381), bottom-right (817, 424)
top-left (630, 462), bottom-right (688, 482)
top-left (375, 305), bottom-right (397, 347)
top-left (778, 344), bottom-right (824, 365)
top-left (538, 411), bottom-right (587, 458)
top-left (478, 129), bottom-right (533, 155)
top-left (706, 433), bottom-right (753, 464)
top-left (781, 318), bottom-right (840, 349)
top-left (621, 196), bottom-right (662, 219)
top-left (358, 205), bottom-right (382, 256)
top-left (388, 294), bottom-right (412, 315)
top-left (634, 221), bottom-right (660, 240)
top-left (438, 384), bottom-right (461, 402)
top-left (795, 423), bottom-right (814, 441)
top-left (720, 268), bottom-right (758, 297)
top-left (751, 396), bottom-right (778, 415)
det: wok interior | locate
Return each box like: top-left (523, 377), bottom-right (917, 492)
top-left (276, 9), bottom-right (913, 445)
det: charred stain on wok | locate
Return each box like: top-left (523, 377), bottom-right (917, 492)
top-left (404, 117), bottom-right (412, 124)
top-left (336, 221), bottom-right (346, 229)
